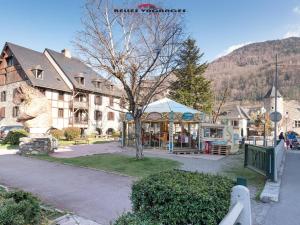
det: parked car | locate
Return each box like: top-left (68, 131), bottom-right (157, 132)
top-left (0, 125), bottom-right (24, 139)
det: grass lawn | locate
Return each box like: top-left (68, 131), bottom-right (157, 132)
top-left (33, 154), bottom-right (181, 177)
top-left (223, 153), bottom-right (265, 199)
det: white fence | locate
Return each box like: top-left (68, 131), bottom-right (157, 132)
top-left (274, 140), bottom-right (285, 182)
top-left (219, 185), bottom-right (252, 225)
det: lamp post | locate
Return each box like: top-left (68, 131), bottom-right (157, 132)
top-left (261, 107), bottom-right (266, 146)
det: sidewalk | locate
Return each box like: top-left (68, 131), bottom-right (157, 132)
top-left (263, 151), bottom-right (300, 225)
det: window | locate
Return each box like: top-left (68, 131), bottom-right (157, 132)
top-left (12, 106), bottom-right (19, 118)
top-left (110, 85), bottom-right (114, 90)
top-left (295, 120), bottom-right (300, 128)
top-left (109, 97), bottom-right (114, 106)
top-left (0, 91), bottom-right (6, 102)
top-left (58, 91), bottom-right (64, 101)
top-left (6, 56), bottom-right (14, 67)
top-left (13, 88), bottom-right (18, 98)
top-left (75, 94), bottom-right (86, 102)
top-left (58, 108), bottom-right (64, 118)
top-left (75, 77), bottom-right (85, 85)
top-left (94, 95), bottom-right (102, 105)
top-left (33, 69), bottom-right (44, 79)
top-left (94, 81), bottom-right (101, 88)
top-left (0, 107), bottom-right (5, 118)
top-left (108, 112), bottom-right (114, 121)
top-left (231, 120), bottom-right (239, 127)
top-left (94, 110), bottom-right (102, 121)
top-left (120, 98), bottom-right (125, 109)
top-left (203, 128), bottom-right (223, 138)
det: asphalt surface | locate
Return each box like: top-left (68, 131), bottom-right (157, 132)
top-left (0, 155), bottom-right (133, 225)
top-left (264, 151), bottom-right (300, 225)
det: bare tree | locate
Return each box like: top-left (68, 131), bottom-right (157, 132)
top-left (212, 87), bottom-right (230, 123)
top-left (75, 0), bottom-right (184, 159)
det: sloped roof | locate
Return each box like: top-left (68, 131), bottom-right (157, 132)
top-left (221, 105), bottom-right (251, 120)
top-left (6, 42), bottom-right (71, 92)
top-left (45, 49), bottom-right (122, 97)
top-left (144, 98), bottom-right (199, 113)
top-left (264, 85), bottom-right (282, 98)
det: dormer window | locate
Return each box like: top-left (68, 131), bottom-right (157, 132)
top-left (32, 65), bottom-right (44, 80)
top-left (95, 81), bottom-right (101, 88)
top-left (75, 73), bottom-right (85, 85)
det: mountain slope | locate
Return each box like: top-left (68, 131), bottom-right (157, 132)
top-left (205, 37), bottom-right (300, 101)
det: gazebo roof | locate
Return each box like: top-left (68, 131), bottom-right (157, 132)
top-left (144, 98), bottom-right (199, 114)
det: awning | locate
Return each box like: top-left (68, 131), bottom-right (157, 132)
top-left (144, 98), bottom-right (199, 114)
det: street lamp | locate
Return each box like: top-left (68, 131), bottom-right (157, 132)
top-left (261, 107), bottom-right (266, 146)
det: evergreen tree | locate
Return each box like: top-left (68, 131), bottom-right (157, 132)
top-left (169, 38), bottom-right (213, 113)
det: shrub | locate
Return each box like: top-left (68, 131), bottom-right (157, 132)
top-left (50, 129), bottom-right (64, 140)
top-left (3, 129), bottom-right (28, 145)
top-left (112, 131), bottom-right (120, 138)
top-left (114, 212), bottom-right (160, 225)
top-left (64, 127), bottom-right (81, 140)
top-left (131, 170), bottom-right (234, 225)
top-left (0, 191), bottom-right (42, 225)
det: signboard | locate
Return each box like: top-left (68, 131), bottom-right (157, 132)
top-left (212, 140), bottom-right (227, 145)
top-left (182, 112), bottom-right (194, 121)
top-left (146, 112), bottom-right (162, 120)
top-left (270, 111), bottom-right (282, 122)
top-left (125, 112), bottom-right (133, 121)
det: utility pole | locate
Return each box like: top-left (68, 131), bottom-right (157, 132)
top-left (274, 54), bottom-right (278, 147)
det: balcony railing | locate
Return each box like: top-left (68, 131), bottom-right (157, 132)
top-left (69, 101), bottom-right (88, 109)
top-left (69, 117), bottom-right (88, 125)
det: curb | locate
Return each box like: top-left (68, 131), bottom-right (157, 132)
top-left (260, 150), bottom-right (286, 202)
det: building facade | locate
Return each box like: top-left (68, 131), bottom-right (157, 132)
top-left (0, 42), bottom-right (123, 135)
top-left (264, 85), bottom-right (300, 134)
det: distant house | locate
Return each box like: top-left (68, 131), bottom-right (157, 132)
top-left (218, 105), bottom-right (251, 139)
top-left (0, 42), bottom-right (123, 135)
top-left (264, 85), bottom-right (300, 134)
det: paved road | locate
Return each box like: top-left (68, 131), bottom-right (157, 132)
top-left (0, 155), bottom-right (132, 225)
top-left (264, 151), bottom-right (300, 225)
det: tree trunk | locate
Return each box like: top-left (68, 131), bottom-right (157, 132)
top-left (134, 117), bottom-right (143, 159)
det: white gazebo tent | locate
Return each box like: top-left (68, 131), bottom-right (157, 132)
top-left (124, 98), bottom-right (204, 152)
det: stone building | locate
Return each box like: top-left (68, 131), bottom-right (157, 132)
top-left (0, 42), bottom-right (123, 135)
top-left (264, 85), bottom-right (300, 134)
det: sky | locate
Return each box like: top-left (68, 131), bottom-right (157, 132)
top-left (1, 0), bottom-right (300, 62)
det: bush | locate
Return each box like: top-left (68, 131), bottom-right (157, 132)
top-left (63, 127), bottom-right (81, 140)
top-left (50, 129), bottom-right (65, 140)
top-left (130, 170), bottom-right (234, 225)
top-left (112, 131), bottom-right (120, 138)
top-left (114, 212), bottom-right (160, 225)
top-left (0, 191), bottom-right (42, 225)
top-left (3, 129), bottom-right (28, 145)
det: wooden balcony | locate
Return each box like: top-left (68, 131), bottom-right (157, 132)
top-left (69, 101), bottom-right (88, 109)
top-left (69, 117), bottom-right (88, 125)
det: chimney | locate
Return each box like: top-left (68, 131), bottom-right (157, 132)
top-left (61, 49), bottom-right (71, 58)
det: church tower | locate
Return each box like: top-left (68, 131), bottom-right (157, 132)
top-left (263, 85), bottom-right (284, 115)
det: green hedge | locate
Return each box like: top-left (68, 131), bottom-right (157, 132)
top-left (114, 212), bottom-right (161, 225)
top-left (130, 170), bottom-right (234, 225)
top-left (63, 127), bottom-right (81, 141)
top-left (0, 191), bottom-right (42, 225)
top-left (3, 129), bottom-right (28, 145)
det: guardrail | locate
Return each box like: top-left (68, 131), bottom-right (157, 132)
top-left (244, 144), bottom-right (274, 180)
top-left (244, 140), bottom-right (285, 182)
top-left (219, 185), bottom-right (251, 225)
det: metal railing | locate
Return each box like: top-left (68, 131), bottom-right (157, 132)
top-left (244, 144), bottom-right (275, 180)
top-left (219, 185), bottom-right (251, 225)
